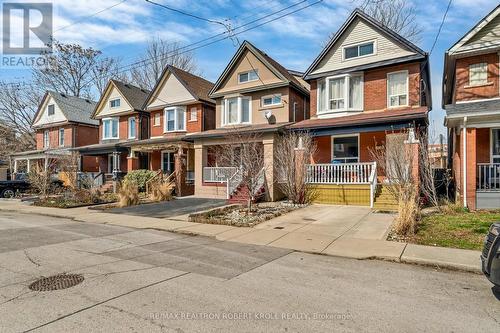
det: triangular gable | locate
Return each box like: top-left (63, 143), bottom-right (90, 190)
top-left (304, 9), bottom-right (426, 79)
top-left (92, 81), bottom-right (134, 119)
top-left (144, 67), bottom-right (197, 110)
top-left (448, 5), bottom-right (500, 54)
top-left (209, 41), bottom-right (290, 97)
top-left (32, 92), bottom-right (67, 128)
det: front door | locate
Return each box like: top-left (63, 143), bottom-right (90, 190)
top-left (107, 154), bottom-right (120, 173)
top-left (162, 151), bottom-right (175, 175)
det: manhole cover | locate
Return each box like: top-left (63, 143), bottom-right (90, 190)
top-left (29, 274), bottom-right (84, 291)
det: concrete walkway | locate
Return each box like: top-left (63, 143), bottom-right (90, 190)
top-left (0, 199), bottom-right (482, 273)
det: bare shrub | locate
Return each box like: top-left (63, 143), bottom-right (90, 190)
top-left (58, 153), bottom-right (80, 192)
top-left (275, 131), bottom-right (317, 204)
top-left (27, 160), bottom-right (57, 200)
top-left (149, 181), bottom-right (174, 202)
top-left (117, 181), bottom-right (139, 207)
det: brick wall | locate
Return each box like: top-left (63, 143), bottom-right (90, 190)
top-left (455, 52), bottom-right (499, 102)
top-left (309, 80), bottom-right (317, 118)
top-left (74, 125), bottom-right (99, 147)
top-left (149, 103), bottom-right (214, 137)
top-left (288, 87), bottom-right (309, 122)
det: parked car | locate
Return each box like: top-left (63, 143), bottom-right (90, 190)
top-left (0, 180), bottom-right (30, 198)
top-left (481, 223), bottom-right (500, 287)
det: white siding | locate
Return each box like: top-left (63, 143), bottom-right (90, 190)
top-left (311, 18), bottom-right (416, 75)
top-left (96, 85), bottom-right (133, 117)
top-left (148, 73), bottom-right (196, 109)
top-left (462, 14), bottom-right (500, 50)
top-left (32, 95), bottom-right (67, 127)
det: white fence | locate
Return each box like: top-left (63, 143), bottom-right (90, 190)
top-left (202, 167), bottom-right (237, 183)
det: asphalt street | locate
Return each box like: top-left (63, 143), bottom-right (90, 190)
top-left (0, 211), bottom-right (498, 332)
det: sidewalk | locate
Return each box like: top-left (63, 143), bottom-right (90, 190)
top-left (0, 199), bottom-right (482, 273)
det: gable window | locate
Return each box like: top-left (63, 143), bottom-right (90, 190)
top-left (164, 107), bottom-right (186, 132)
top-left (43, 130), bottom-right (49, 148)
top-left (128, 117), bottom-right (136, 139)
top-left (317, 74), bottom-right (363, 114)
top-left (102, 118), bottom-right (119, 139)
top-left (469, 63), bottom-right (488, 86)
top-left (154, 112), bottom-right (161, 126)
top-left (48, 104), bottom-right (55, 116)
top-left (110, 98), bottom-right (120, 108)
top-left (343, 41), bottom-right (375, 60)
top-left (238, 69), bottom-right (259, 84)
top-left (332, 135), bottom-right (359, 163)
top-left (221, 97), bottom-right (251, 125)
top-left (189, 107), bottom-right (197, 122)
top-left (261, 94), bottom-right (282, 107)
top-left (387, 71), bottom-right (408, 107)
top-left (59, 128), bottom-right (65, 147)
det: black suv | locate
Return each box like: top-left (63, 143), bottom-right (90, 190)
top-left (481, 223), bottom-right (500, 287)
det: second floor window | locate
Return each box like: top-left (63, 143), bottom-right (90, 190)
top-left (154, 112), bottom-right (161, 126)
top-left (222, 97), bottom-right (251, 125)
top-left (190, 107), bottom-right (197, 121)
top-left (110, 98), bottom-right (120, 108)
top-left (261, 94), bottom-right (282, 107)
top-left (469, 63), bottom-right (488, 86)
top-left (318, 74), bottom-right (363, 113)
top-left (344, 41), bottom-right (375, 60)
top-left (238, 69), bottom-right (259, 83)
top-left (59, 128), bottom-right (64, 147)
top-left (48, 104), bottom-right (55, 116)
top-left (164, 107), bottom-right (186, 132)
top-left (387, 71), bottom-right (408, 107)
top-left (102, 118), bottom-right (119, 139)
top-left (43, 130), bottom-right (49, 148)
top-left (128, 117), bottom-right (136, 139)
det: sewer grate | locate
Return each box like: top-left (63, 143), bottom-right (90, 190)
top-left (29, 274), bottom-right (84, 291)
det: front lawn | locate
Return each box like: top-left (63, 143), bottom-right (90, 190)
top-left (409, 209), bottom-right (499, 250)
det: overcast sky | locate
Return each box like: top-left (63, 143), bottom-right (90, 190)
top-left (1, 0), bottom-right (500, 141)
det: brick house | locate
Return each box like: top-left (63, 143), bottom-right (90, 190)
top-left (292, 9), bottom-right (431, 208)
top-left (443, 4), bottom-right (500, 210)
top-left (188, 41), bottom-right (310, 201)
top-left (11, 91), bottom-right (99, 175)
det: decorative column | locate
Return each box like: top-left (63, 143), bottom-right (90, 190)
top-left (127, 150), bottom-right (139, 172)
top-left (26, 159), bottom-right (30, 173)
top-left (404, 128), bottom-right (420, 189)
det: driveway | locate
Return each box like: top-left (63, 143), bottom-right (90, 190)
top-left (105, 197), bottom-right (227, 219)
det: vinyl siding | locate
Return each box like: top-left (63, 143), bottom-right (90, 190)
top-left (96, 86), bottom-right (133, 117)
top-left (33, 96), bottom-right (67, 127)
top-left (148, 73), bottom-right (196, 109)
top-left (462, 13), bottom-right (500, 50)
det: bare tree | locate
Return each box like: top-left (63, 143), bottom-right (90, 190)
top-left (28, 159), bottom-right (58, 200)
top-left (91, 57), bottom-right (126, 94)
top-left (275, 131), bottom-right (317, 205)
top-left (215, 130), bottom-right (266, 212)
top-left (130, 39), bottom-right (198, 90)
top-left (32, 39), bottom-right (122, 99)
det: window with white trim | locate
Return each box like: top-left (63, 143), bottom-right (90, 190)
top-left (47, 104), bottom-right (55, 116)
top-left (343, 41), bottom-right (375, 60)
top-left (221, 97), bottom-right (251, 125)
top-left (387, 71), bottom-right (408, 107)
top-left (469, 63), bottom-right (488, 86)
top-left (238, 69), bottom-right (259, 83)
top-left (128, 117), bottom-right (136, 139)
top-left (102, 118), bottom-right (119, 139)
top-left (59, 128), bottom-right (64, 147)
top-left (154, 112), bottom-right (161, 126)
top-left (189, 107), bottom-right (197, 121)
top-left (332, 135), bottom-right (359, 163)
top-left (43, 130), bottom-right (49, 148)
top-left (110, 98), bottom-right (120, 108)
top-left (261, 94), bottom-right (281, 107)
top-left (164, 107), bottom-right (186, 132)
top-left (317, 74), bottom-right (363, 113)
top-left (492, 129), bottom-right (500, 163)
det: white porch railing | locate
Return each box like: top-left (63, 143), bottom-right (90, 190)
top-left (306, 162), bottom-right (378, 208)
top-left (203, 167), bottom-right (237, 183)
top-left (478, 164), bottom-right (500, 191)
top-left (226, 168), bottom-right (243, 199)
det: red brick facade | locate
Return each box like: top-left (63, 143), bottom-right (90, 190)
top-left (454, 52), bottom-right (500, 102)
top-left (36, 124), bottom-right (98, 150)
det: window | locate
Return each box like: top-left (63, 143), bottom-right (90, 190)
top-left (43, 130), bottom-right (49, 148)
top-left (492, 129), bottom-right (500, 163)
top-left (59, 128), bottom-right (64, 147)
top-left (344, 41), bottom-right (375, 60)
top-left (102, 118), bottom-right (119, 139)
top-left (110, 98), bottom-right (120, 108)
top-left (387, 71), bottom-right (408, 107)
top-left (128, 117), bottom-right (136, 139)
top-left (318, 74), bottom-right (363, 114)
top-left (332, 135), bottom-right (359, 163)
top-left (189, 107), bottom-right (197, 121)
top-left (469, 63), bottom-right (488, 86)
top-left (164, 107), bottom-right (186, 132)
top-left (222, 97), bottom-right (251, 125)
top-left (261, 94), bottom-right (282, 107)
top-left (48, 104), bottom-right (55, 116)
top-left (238, 69), bottom-right (259, 83)
top-left (161, 151), bottom-right (175, 175)
top-left (154, 112), bottom-right (161, 126)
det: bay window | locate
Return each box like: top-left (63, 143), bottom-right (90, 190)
top-left (103, 118), bottom-right (119, 139)
top-left (387, 71), bottom-right (408, 107)
top-left (317, 74), bottom-right (363, 114)
top-left (221, 97), bottom-right (251, 125)
top-left (164, 107), bottom-right (186, 132)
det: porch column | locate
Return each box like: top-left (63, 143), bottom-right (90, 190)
top-left (194, 144), bottom-right (204, 195)
top-left (13, 159), bottom-right (18, 175)
top-left (294, 138), bottom-right (306, 191)
top-left (263, 136), bottom-right (278, 201)
top-left (44, 156), bottom-right (49, 172)
top-left (174, 146), bottom-right (187, 197)
top-left (404, 131), bottom-right (420, 189)
top-left (464, 127), bottom-right (477, 210)
top-left (127, 150), bottom-right (139, 172)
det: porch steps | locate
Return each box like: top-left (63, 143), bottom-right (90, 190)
top-left (373, 185), bottom-right (398, 211)
top-left (98, 182), bottom-right (115, 194)
top-left (228, 184), bottom-right (265, 204)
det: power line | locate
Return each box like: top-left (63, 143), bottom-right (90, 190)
top-left (430, 0), bottom-right (452, 55)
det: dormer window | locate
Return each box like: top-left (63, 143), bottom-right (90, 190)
top-left (238, 69), bottom-right (259, 84)
top-left (110, 98), bottom-right (120, 108)
top-left (343, 41), bottom-right (375, 60)
top-left (48, 104), bottom-right (55, 116)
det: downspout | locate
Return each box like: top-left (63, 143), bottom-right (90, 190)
top-left (462, 116), bottom-right (468, 208)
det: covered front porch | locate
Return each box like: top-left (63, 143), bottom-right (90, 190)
top-left (11, 148), bottom-right (72, 178)
top-left (77, 143), bottom-right (129, 187)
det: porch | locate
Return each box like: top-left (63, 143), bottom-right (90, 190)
top-left (476, 163), bottom-right (500, 209)
top-left (10, 148), bottom-right (72, 179)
